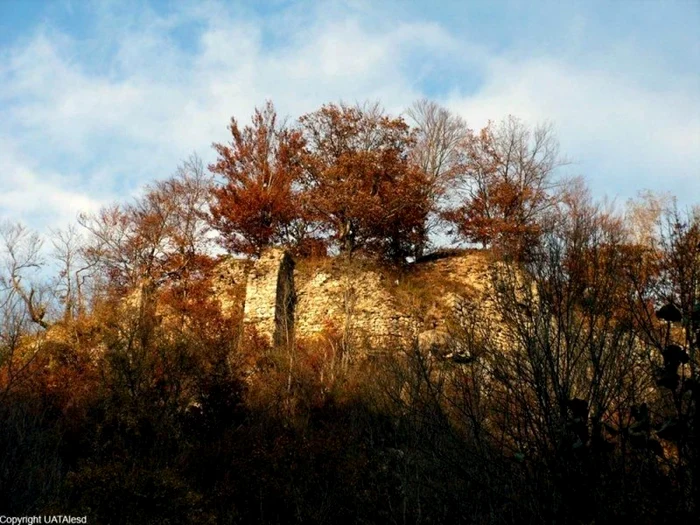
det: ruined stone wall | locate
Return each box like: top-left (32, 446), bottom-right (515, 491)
top-left (242, 249), bottom-right (295, 346)
top-left (211, 256), bottom-right (253, 322)
top-left (295, 258), bottom-right (416, 348)
top-left (214, 248), bottom-right (505, 353)
top-left (409, 251), bottom-right (511, 356)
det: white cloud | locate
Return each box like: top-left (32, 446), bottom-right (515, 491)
top-left (445, 56), bottom-right (700, 203)
top-left (0, 0), bottom-right (698, 238)
top-left (0, 140), bottom-right (102, 227)
top-left (1, 2), bottom-right (454, 232)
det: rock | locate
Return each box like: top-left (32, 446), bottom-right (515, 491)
top-left (243, 249), bottom-right (295, 346)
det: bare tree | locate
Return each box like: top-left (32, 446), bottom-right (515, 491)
top-left (0, 221), bottom-right (48, 329)
top-left (405, 99), bottom-right (468, 199)
top-left (50, 224), bottom-right (95, 322)
top-left (405, 99), bottom-right (469, 255)
top-left (625, 189), bottom-right (673, 248)
top-left (382, 187), bottom-right (661, 521)
top-left (0, 222), bottom-right (48, 403)
top-left (79, 154), bottom-right (213, 296)
top-left (0, 290), bottom-right (50, 404)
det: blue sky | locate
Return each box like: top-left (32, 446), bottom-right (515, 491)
top-left (1, 0), bottom-right (698, 230)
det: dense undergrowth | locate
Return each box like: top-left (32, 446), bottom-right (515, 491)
top-left (1, 224), bottom-right (698, 524)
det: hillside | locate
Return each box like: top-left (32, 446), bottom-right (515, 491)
top-left (1, 99), bottom-right (697, 523)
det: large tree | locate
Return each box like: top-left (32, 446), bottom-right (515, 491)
top-left (405, 99), bottom-right (468, 255)
top-left (209, 101), bottom-right (309, 256)
top-left (299, 102), bottom-right (430, 261)
top-left (405, 99), bottom-right (467, 200)
top-left (443, 116), bottom-right (566, 259)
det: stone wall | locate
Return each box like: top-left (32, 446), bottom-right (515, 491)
top-left (408, 251), bottom-right (510, 356)
top-left (295, 258), bottom-right (416, 348)
top-left (211, 256), bottom-right (252, 322)
top-left (217, 248), bottom-right (502, 353)
top-left (242, 249), bottom-right (295, 346)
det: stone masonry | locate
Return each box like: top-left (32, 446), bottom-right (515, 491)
top-left (242, 249), bottom-right (295, 346)
top-left (215, 248), bottom-right (500, 352)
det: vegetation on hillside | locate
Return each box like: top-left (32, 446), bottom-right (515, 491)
top-left (1, 100), bottom-right (698, 524)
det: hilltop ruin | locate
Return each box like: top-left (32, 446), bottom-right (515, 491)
top-left (214, 248), bottom-right (505, 353)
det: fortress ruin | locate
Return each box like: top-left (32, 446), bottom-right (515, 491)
top-left (214, 248), bottom-right (504, 353)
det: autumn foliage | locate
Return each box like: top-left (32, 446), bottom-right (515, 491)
top-left (208, 104), bottom-right (571, 263)
top-left (299, 102), bottom-right (430, 259)
top-left (209, 101), bottom-right (309, 256)
top-left (443, 116), bottom-right (565, 259)
top-left (1, 99), bottom-right (698, 524)
top-left (209, 101), bottom-right (433, 261)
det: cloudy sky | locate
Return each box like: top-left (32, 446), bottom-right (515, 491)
top-left (1, 0), bottom-right (699, 231)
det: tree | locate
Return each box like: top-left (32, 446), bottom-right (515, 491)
top-left (0, 221), bottom-right (48, 329)
top-left (79, 155), bottom-right (214, 352)
top-left (405, 99), bottom-right (467, 199)
top-left (299, 102), bottom-right (430, 261)
top-left (209, 101), bottom-right (309, 256)
top-left (625, 190), bottom-right (673, 248)
top-left (426, 186), bottom-right (662, 521)
top-left (79, 156), bottom-right (212, 293)
top-left (405, 99), bottom-right (469, 255)
top-left (624, 203), bottom-right (700, 515)
top-left (50, 225), bottom-right (93, 322)
top-left (443, 116), bottom-right (566, 259)
top-left (658, 205), bottom-right (700, 366)
top-left (0, 222), bottom-right (49, 406)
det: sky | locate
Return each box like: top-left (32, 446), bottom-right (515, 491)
top-left (1, 0), bottom-right (699, 232)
